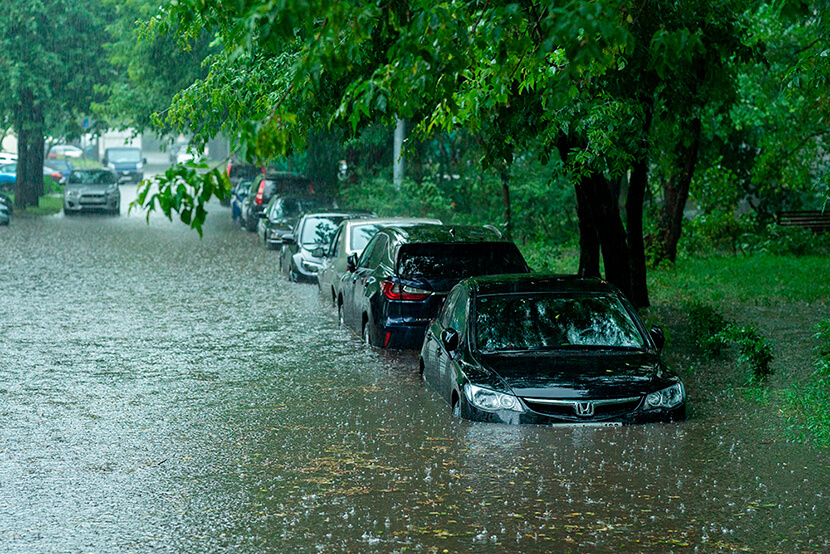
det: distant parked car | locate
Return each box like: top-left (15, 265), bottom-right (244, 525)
top-left (241, 172), bottom-right (313, 232)
top-left (318, 217), bottom-right (442, 306)
top-left (63, 169), bottom-right (121, 215)
top-left (47, 144), bottom-right (84, 159)
top-left (44, 159), bottom-right (72, 184)
top-left (339, 224), bottom-right (531, 349)
top-left (0, 162), bottom-right (65, 191)
top-left (257, 195), bottom-right (334, 248)
top-left (230, 179), bottom-right (251, 222)
top-left (278, 211), bottom-right (374, 283)
top-left (0, 192), bottom-right (12, 215)
top-left (0, 152), bottom-right (17, 164)
top-left (0, 202), bottom-right (9, 226)
top-left (103, 147), bottom-right (145, 183)
top-left (420, 274), bottom-right (686, 425)
top-left (0, 163), bottom-right (15, 192)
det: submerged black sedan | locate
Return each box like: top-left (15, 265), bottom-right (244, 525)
top-left (419, 274), bottom-right (686, 425)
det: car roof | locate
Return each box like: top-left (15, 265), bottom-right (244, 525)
top-left (380, 223), bottom-right (506, 244)
top-left (341, 216), bottom-right (442, 229)
top-left (463, 274), bottom-right (622, 297)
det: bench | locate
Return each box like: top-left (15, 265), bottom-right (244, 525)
top-left (776, 210), bottom-right (830, 233)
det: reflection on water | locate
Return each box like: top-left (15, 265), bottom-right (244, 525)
top-left (0, 203), bottom-right (827, 552)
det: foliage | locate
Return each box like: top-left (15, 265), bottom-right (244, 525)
top-left (717, 324), bottom-right (775, 382)
top-left (784, 320), bottom-right (830, 447)
top-left (685, 301), bottom-right (774, 382)
top-left (687, 302), bottom-right (730, 356)
top-left (0, 0), bottom-right (115, 207)
top-left (98, 0), bottom-right (217, 136)
top-left (738, 224), bottom-right (830, 256)
top-left (132, 163), bottom-right (229, 237)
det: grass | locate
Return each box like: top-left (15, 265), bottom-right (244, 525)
top-left (7, 192), bottom-right (64, 216)
top-left (649, 254), bottom-right (830, 305)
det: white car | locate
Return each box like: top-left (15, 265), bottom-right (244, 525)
top-left (0, 152), bottom-right (18, 164)
top-left (48, 144), bottom-right (84, 158)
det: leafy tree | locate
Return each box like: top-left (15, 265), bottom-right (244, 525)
top-left (140, 0), bottom-right (828, 308)
top-left (0, 0), bottom-right (114, 208)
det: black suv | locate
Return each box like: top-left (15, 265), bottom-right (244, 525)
top-left (338, 224), bottom-right (531, 349)
top-left (241, 172), bottom-right (312, 232)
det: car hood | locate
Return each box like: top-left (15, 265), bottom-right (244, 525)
top-left (475, 350), bottom-right (665, 399)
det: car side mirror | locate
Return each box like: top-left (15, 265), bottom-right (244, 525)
top-left (650, 326), bottom-right (665, 352)
top-left (257, 211), bottom-right (267, 218)
top-left (346, 253), bottom-right (357, 272)
top-left (101, 158), bottom-right (107, 165)
top-left (312, 246), bottom-right (326, 258)
top-left (282, 234), bottom-right (295, 245)
top-left (441, 328), bottom-right (460, 353)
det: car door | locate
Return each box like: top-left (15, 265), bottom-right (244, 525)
top-left (423, 287), bottom-right (462, 396)
top-left (438, 287), bottom-right (469, 404)
top-left (342, 233), bottom-right (385, 332)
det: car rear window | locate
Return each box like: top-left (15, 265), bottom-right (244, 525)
top-left (397, 242), bottom-right (528, 279)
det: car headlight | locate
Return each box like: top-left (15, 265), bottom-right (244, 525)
top-left (301, 259), bottom-right (321, 273)
top-left (464, 384), bottom-right (525, 413)
top-left (65, 189), bottom-right (80, 198)
top-left (645, 383), bottom-right (685, 410)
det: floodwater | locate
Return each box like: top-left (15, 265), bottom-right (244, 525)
top-left (0, 187), bottom-right (828, 553)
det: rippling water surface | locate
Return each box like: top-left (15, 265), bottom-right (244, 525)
top-left (0, 193), bottom-right (828, 552)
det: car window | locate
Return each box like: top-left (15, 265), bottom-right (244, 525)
top-left (328, 225), bottom-right (344, 257)
top-left (475, 293), bottom-right (646, 352)
top-left (358, 234), bottom-right (388, 269)
top-left (397, 242), bottom-right (527, 279)
top-left (300, 217), bottom-right (343, 246)
top-left (350, 223), bottom-right (382, 253)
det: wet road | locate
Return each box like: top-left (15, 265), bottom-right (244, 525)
top-left (1, 187), bottom-right (828, 553)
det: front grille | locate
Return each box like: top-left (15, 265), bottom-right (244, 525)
top-left (80, 194), bottom-right (107, 205)
top-left (522, 396), bottom-right (642, 420)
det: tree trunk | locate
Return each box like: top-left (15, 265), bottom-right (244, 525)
top-left (575, 181), bottom-right (600, 278)
top-left (627, 158), bottom-right (650, 307)
top-left (13, 89), bottom-right (45, 210)
top-left (499, 165), bottom-right (512, 239)
top-left (655, 117), bottom-right (702, 264)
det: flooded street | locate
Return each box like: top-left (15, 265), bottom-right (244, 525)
top-left (1, 189), bottom-right (828, 553)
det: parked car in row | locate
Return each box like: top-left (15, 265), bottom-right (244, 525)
top-left (317, 217), bottom-right (442, 306)
top-left (102, 147), bottom-right (145, 184)
top-left (230, 179), bottom-right (252, 223)
top-left (257, 195), bottom-right (334, 249)
top-left (0, 200), bottom-right (9, 225)
top-left (420, 274), bottom-right (686, 425)
top-left (63, 169), bottom-right (121, 215)
top-left (0, 162), bottom-right (67, 191)
top-left (278, 211), bottom-right (375, 283)
top-left (241, 172), bottom-right (313, 232)
top-left (338, 224), bottom-right (531, 349)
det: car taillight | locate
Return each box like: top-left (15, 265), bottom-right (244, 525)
top-left (381, 280), bottom-right (431, 301)
top-left (255, 180), bottom-right (265, 204)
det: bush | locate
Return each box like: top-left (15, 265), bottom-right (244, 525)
top-left (784, 319), bottom-right (830, 446)
top-left (686, 301), bottom-right (730, 356)
top-left (686, 302), bottom-right (774, 382)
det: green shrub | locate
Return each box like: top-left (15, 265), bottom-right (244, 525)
top-left (686, 301), bottom-right (730, 356)
top-left (686, 302), bottom-right (774, 382)
top-left (717, 324), bottom-right (774, 382)
top-left (784, 319), bottom-right (830, 446)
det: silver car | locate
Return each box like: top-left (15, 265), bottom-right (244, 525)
top-left (63, 169), bottom-right (121, 215)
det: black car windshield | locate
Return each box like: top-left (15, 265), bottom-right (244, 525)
top-left (301, 216), bottom-right (343, 246)
top-left (397, 243), bottom-right (527, 279)
top-left (107, 148), bottom-right (141, 163)
top-left (68, 171), bottom-right (117, 185)
top-left (475, 293), bottom-right (646, 352)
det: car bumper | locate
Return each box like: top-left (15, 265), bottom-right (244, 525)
top-left (64, 196), bottom-right (120, 213)
top-left (377, 320), bottom-right (430, 350)
top-left (459, 398), bottom-right (686, 425)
